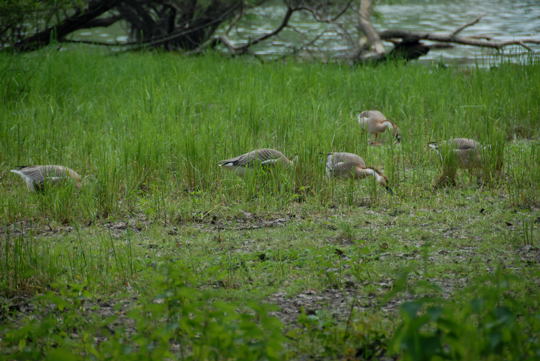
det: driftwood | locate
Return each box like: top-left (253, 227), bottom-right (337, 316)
top-left (353, 2), bottom-right (540, 63)
top-left (380, 27), bottom-right (540, 52)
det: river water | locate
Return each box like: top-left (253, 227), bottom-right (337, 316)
top-left (72, 0), bottom-right (540, 65)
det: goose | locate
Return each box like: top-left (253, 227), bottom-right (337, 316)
top-left (428, 138), bottom-right (485, 187)
top-left (326, 152), bottom-right (393, 194)
top-left (10, 165), bottom-right (82, 192)
top-left (357, 110), bottom-right (401, 145)
top-left (218, 148), bottom-right (295, 176)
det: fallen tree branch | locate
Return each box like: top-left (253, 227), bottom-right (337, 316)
top-left (13, 0), bottom-right (120, 52)
top-left (348, 3), bottom-right (540, 65)
top-left (380, 29), bottom-right (540, 52)
top-left (380, 15), bottom-right (540, 53)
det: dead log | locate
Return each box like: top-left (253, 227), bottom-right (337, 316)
top-left (379, 28), bottom-right (540, 52)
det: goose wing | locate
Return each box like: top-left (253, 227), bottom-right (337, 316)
top-left (329, 161), bottom-right (363, 177)
top-left (13, 165), bottom-right (77, 183)
top-left (219, 149), bottom-right (287, 168)
top-left (12, 166), bottom-right (47, 184)
top-left (327, 152), bottom-right (366, 167)
top-left (450, 138), bottom-right (480, 150)
top-left (326, 152), bottom-right (366, 177)
top-left (359, 110), bottom-right (386, 122)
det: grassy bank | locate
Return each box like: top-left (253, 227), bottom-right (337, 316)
top-left (0, 49), bottom-right (539, 360)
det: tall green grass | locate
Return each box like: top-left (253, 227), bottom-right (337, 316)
top-left (0, 227), bottom-right (138, 296)
top-left (0, 49), bottom-right (538, 224)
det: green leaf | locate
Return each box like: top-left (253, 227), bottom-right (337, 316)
top-left (45, 348), bottom-right (79, 361)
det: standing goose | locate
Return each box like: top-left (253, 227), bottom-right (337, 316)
top-left (218, 148), bottom-right (295, 176)
top-left (10, 165), bottom-right (82, 192)
top-left (326, 152), bottom-right (393, 194)
top-left (428, 138), bottom-right (485, 187)
top-left (357, 110), bottom-right (401, 145)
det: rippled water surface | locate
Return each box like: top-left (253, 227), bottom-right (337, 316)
top-left (73, 0), bottom-right (540, 64)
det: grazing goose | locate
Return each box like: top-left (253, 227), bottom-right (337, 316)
top-left (428, 138), bottom-right (485, 187)
top-left (357, 110), bottom-right (401, 145)
top-left (218, 148), bottom-right (295, 176)
top-left (10, 165), bottom-right (82, 192)
top-left (326, 152), bottom-right (393, 194)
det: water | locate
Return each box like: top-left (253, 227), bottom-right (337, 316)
top-left (71, 0), bottom-right (540, 65)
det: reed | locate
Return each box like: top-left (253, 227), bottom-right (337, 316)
top-left (0, 50), bottom-right (537, 223)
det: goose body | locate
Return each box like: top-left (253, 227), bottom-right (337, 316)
top-left (429, 138), bottom-right (487, 187)
top-left (429, 138), bottom-right (482, 169)
top-left (218, 148), bottom-right (294, 176)
top-left (326, 152), bottom-right (392, 193)
top-left (10, 165), bottom-right (82, 192)
top-left (357, 110), bottom-right (401, 144)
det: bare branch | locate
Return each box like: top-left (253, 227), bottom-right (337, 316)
top-left (224, 3), bottom-right (244, 36)
top-left (245, 6), bottom-right (295, 48)
top-left (295, 0), bottom-right (353, 23)
top-left (280, 29), bottom-right (327, 60)
top-left (333, 22), bottom-right (356, 49)
top-left (216, 4), bottom-right (297, 55)
top-left (516, 41), bottom-right (533, 52)
top-left (468, 35), bottom-right (493, 40)
top-left (450, 15), bottom-right (483, 38)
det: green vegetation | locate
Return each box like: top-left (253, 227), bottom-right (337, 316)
top-left (0, 49), bottom-right (539, 360)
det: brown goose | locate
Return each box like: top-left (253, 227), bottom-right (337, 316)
top-left (326, 152), bottom-right (393, 194)
top-left (218, 148), bottom-right (295, 176)
top-left (10, 165), bottom-right (82, 192)
top-left (428, 138), bottom-right (486, 187)
top-left (357, 110), bottom-right (401, 145)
